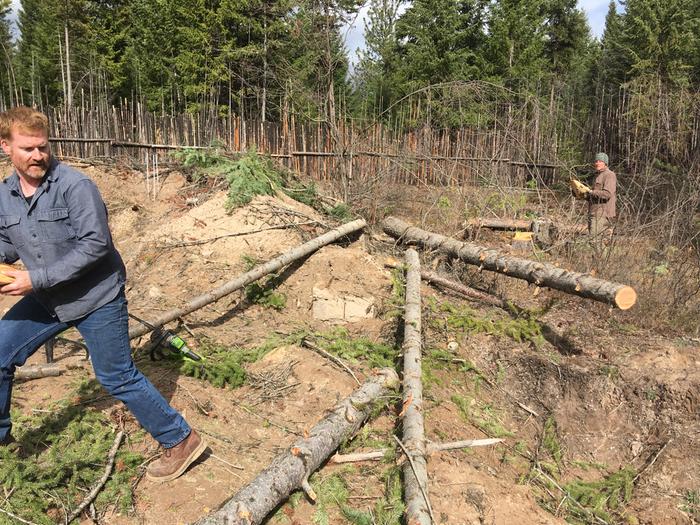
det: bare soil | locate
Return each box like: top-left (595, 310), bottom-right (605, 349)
top-left (3, 162), bottom-right (699, 525)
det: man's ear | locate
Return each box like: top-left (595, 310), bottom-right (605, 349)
top-left (0, 138), bottom-right (10, 156)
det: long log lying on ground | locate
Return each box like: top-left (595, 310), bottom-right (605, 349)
top-left (129, 219), bottom-right (367, 339)
top-left (195, 368), bottom-right (399, 525)
top-left (401, 249), bottom-right (433, 525)
top-left (383, 217), bottom-right (636, 310)
top-left (468, 218), bottom-right (533, 230)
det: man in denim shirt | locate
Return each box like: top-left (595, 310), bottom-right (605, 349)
top-left (0, 106), bottom-right (206, 482)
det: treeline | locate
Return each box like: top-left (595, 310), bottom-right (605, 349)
top-left (0, 0), bottom-right (697, 126)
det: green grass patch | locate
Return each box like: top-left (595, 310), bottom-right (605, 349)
top-left (431, 302), bottom-right (545, 348)
top-left (0, 406), bottom-right (142, 524)
top-left (310, 328), bottom-right (400, 369)
top-left (451, 393), bottom-right (514, 438)
top-left (540, 416), bottom-right (563, 476)
top-left (341, 466), bottom-right (404, 525)
top-left (176, 337), bottom-right (279, 388)
top-left (560, 467), bottom-right (636, 523)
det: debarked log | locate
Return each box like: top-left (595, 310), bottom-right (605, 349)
top-left (194, 368), bottom-right (399, 525)
top-left (401, 249), bottom-right (433, 525)
top-left (382, 217), bottom-right (636, 310)
top-left (129, 218), bottom-right (367, 339)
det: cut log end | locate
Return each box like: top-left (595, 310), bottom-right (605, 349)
top-left (614, 286), bottom-right (637, 310)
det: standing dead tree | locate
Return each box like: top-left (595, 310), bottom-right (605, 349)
top-left (382, 217), bottom-right (637, 310)
top-left (129, 219), bottom-right (367, 339)
top-left (195, 368), bottom-right (399, 525)
top-left (400, 249), bottom-right (434, 525)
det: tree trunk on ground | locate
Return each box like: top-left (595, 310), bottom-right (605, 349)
top-left (195, 368), bottom-right (399, 525)
top-left (382, 217), bottom-right (636, 310)
top-left (129, 219), bottom-right (367, 339)
top-left (467, 218), bottom-right (533, 230)
top-left (401, 249), bottom-right (433, 525)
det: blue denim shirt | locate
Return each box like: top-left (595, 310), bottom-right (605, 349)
top-left (0, 158), bottom-right (126, 321)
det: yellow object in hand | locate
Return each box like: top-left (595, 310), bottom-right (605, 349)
top-left (569, 178), bottom-right (591, 199)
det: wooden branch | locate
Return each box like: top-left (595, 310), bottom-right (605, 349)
top-left (129, 219), bottom-right (367, 339)
top-left (0, 507), bottom-right (40, 525)
top-left (161, 222), bottom-right (318, 249)
top-left (394, 436), bottom-right (436, 525)
top-left (300, 338), bottom-right (361, 386)
top-left (15, 364), bottom-right (62, 380)
top-left (195, 368), bottom-right (399, 525)
top-left (385, 260), bottom-right (506, 308)
top-left (67, 430), bottom-right (124, 524)
top-left (427, 438), bottom-right (504, 453)
top-left (400, 249), bottom-right (433, 525)
top-left (382, 217), bottom-right (637, 310)
top-left (329, 438), bottom-right (504, 463)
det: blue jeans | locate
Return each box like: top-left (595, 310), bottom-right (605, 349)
top-left (0, 289), bottom-right (190, 448)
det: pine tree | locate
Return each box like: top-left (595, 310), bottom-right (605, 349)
top-left (620, 0), bottom-right (698, 86)
top-left (597, 0), bottom-right (628, 89)
top-left (216, 0), bottom-right (293, 120)
top-left (543, 0), bottom-right (590, 77)
top-left (352, 0), bottom-right (402, 117)
top-left (394, 0), bottom-right (487, 89)
top-left (484, 0), bottom-right (548, 88)
top-left (0, 0), bottom-right (17, 106)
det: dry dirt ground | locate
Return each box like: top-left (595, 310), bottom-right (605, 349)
top-left (2, 161), bottom-right (699, 525)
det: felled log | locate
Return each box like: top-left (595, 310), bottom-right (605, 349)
top-left (129, 218), bottom-right (367, 339)
top-left (400, 249), bottom-right (433, 525)
top-left (195, 368), bottom-right (399, 525)
top-left (15, 364), bottom-right (62, 380)
top-left (468, 218), bottom-right (533, 230)
top-left (383, 217), bottom-right (636, 310)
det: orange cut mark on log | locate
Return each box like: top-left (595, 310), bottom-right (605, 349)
top-left (399, 393), bottom-right (413, 417)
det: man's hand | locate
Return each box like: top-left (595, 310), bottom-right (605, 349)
top-left (0, 270), bottom-right (34, 296)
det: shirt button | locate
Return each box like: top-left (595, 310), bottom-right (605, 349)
top-left (32, 234), bottom-right (37, 238)
top-left (37, 254), bottom-right (42, 259)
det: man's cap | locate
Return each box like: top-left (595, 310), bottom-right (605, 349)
top-left (594, 152), bottom-right (609, 165)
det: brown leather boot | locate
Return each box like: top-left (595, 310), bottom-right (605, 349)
top-left (146, 430), bottom-right (207, 483)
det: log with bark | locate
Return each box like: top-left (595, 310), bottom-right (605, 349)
top-left (383, 217), bottom-right (636, 310)
top-left (400, 249), bottom-right (433, 525)
top-left (195, 368), bottom-right (399, 525)
top-left (467, 218), bottom-right (533, 230)
top-left (15, 364), bottom-right (63, 380)
top-left (129, 218), bottom-right (367, 339)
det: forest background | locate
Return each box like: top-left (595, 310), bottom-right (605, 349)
top-left (0, 0), bottom-right (698, 330)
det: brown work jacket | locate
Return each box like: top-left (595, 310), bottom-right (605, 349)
top-left (588, 168), bottom-right (616, 218)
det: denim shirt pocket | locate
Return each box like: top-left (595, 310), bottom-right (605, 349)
top-left (0, 214), bottom-right (25, 247)
top-left (37, 208), bottom-right (76, 242)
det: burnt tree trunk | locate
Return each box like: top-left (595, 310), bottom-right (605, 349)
top-left (383, 217), bottom-right (636, 310)
top-left (129, 219), bottom-right (367, 339)
top-left (401, 249), bottom-right (433, 525)
top-left (195, 368), bottom-right (399, 525)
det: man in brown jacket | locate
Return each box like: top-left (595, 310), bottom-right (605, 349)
top-left (588, 152), bottom-right (616, 241)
